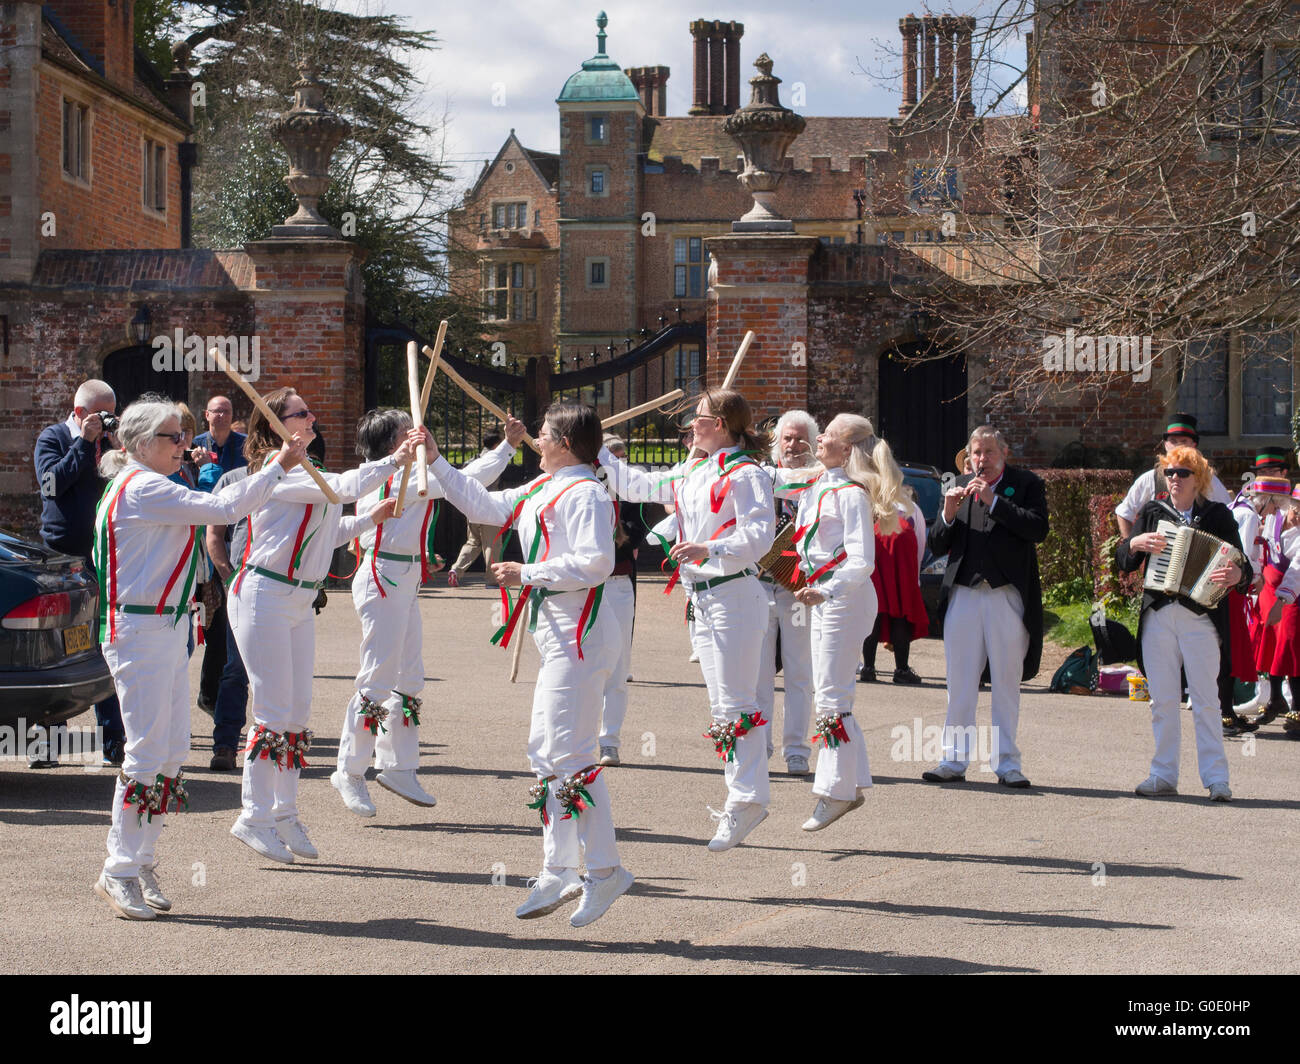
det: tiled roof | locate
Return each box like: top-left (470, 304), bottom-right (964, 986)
top-left (526, 148), bottom-right (560, 188)
top-left (32, 250), bottom-right (253, 290)
top-left (647, 116), bottom-right (892, 171)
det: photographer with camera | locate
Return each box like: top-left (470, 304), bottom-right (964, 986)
top-left (33, 379), bottom-right (126, 765)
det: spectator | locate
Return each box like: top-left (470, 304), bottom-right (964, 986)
top-left (448, 429), bottom-right (507, 588)
top-left (32, 379), bottom-right (126, 765)
top-left (204, 466), bottom-right (252, 770)
top-left (193, 395), bottom-right (247, 492)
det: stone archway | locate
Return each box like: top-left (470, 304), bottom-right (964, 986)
top-left (876, 341), bottom-right (968, 471)
top-left (101, 344), bottom-right (189, 410)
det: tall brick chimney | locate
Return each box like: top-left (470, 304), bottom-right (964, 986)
top-left (46, 0), bottom-right (134, 91)
top-left (626, 65), bottom-right (670, 117)
top-left (900, 15), bottom-right (920, 115)
top-left (957, 16), bottom-right (975, 117)
top-left (937, 16), bottom-right (955, 101)
top-left (688, 18), bottom-right (745, 116)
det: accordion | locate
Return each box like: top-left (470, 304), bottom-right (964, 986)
top-left (1143, 520), bottom-right (1243, 608)
top-left (758, 514), bottom-right (803, 590)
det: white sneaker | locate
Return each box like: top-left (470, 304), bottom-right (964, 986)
top-left (276, 816), bottom-right (319, 858)
top-left (599, 746), bottom-right (621, 766)
top-left (626, 673), bottom-right (634, 682)
top-left (138, 864), bottom-right (172, 911)
top-left (376, 769), bottom-right (437, 807)
top-left (570, 867), bottom-right (635, 928)
top-left (94, 874), bottom-right (155, 920)
top-left (706, 802), bottom-right (769, 852)
top-left (785, 755), bottom-right (811, 775)
top-left (230, 819), bottom-right (295, 864)
top-left (801, 795), bottom-right (865, 832)
top-left (515, 870), bottom-right (583, 919)
top-left (1134, 774), bottom-right (1178, 797)
top-left (331, 769), bottom-right (377, 817)
top-left (688, 649), bottom-right (700, 663)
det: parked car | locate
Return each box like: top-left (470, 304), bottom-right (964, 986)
top-left (899, 461), bottom-right (946, 637)
top-left (0, 528), bottom-right (114, 735)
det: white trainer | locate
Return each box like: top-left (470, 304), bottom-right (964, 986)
top-left (706, 802), bottom-right (769, 852)
top-left (138, 864), bottom-right (172, 911)
top-left (276, 817), bottom-right (319, 858)
top-left (331, 769), bottom-right (377, 817)
top-left (598, 746), bottom-right (621, 766)
top-left (1134, 774), bottom-right (1178, 797)
top-left (230, 819), bottom-right (295, 864)
top-left (94, 874), bottom-right (155, 921)
top-left (570, 867), bottom-right (635, 928)
top-left (515, 870), bottom-right (583, 919)
top-left (376, 769), bottom-right (437, 807)
top-left (688, 649), bottom-right (700, 663)
top-left (786, 755), bottom-right (811, 775)
top-left (801, 795), bottom-right (865, 832)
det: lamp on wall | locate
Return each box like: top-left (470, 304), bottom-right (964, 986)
top-left (128, 304), bottom-right (153, 345)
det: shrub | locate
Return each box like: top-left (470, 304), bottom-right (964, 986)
top-left (1032, 468), bottom-right (1134, 589)
top-left (1089, 491), bottom-right (1142, 611)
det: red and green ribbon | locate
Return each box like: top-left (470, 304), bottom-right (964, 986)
top-left (398, 693), bottom-right (421, 727)
top-left (357, 695), bottom-right (388, 736)
top-left (245, 724), bottom-right (287, 768)
top-left (556, 766), bottom-right (602, 820)
top-left (704, 710), bottom-right (768, 762)
top-left (812, 713), bottom-right (851, 748)
top-left (527, 777), bottom-right (551, 826)
top-left (285, 729), bottom-right (313, 769)
top-left (122, 771), bottom-right (166, 825)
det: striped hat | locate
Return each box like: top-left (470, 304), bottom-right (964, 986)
top-left (1291, 484), bottom-right (1300, 503)
top-left (1255, 447), bottom-right (1290, 470)
top-left (1247, 475), bottom-right (1292, 498)
top-left (1162, 413), bottom-right (1199, 442)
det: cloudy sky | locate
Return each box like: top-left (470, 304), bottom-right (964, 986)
top-left (360, 1), bottom-right (1026, 191)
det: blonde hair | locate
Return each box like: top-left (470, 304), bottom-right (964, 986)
top-left (177, 402), bottom-right (198, 439)
top-left (828, 414), bottom-right (906, 534)
top-left (1161, 445), bottom-right (1213, 499)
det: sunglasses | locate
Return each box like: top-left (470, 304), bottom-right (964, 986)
top-left (283, 409), bottom-right (314, 421)
top-left (1165, 468), bottom-right (1194, 479)
top-left (155, 432), bottom-right (186, 445)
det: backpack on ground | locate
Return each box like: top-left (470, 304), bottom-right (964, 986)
top-left (1050, 646), bottom-right (1098, 694)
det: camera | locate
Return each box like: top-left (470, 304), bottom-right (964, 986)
top-left (98, 414), bottom-right (120, 433)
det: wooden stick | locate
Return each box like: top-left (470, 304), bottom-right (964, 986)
top-left (393, 322), bottom-right (447, 519)
top-left (209, 347), bottom-right (340, 504)
top-left (510, 619), bottom-right (525, 682)
top-left (601, 388), bottom-right (685, 429)
top-left (721, 330), bottom-right (756, 390)
top-left (439, 359), bottom-right (541, 455)
top-left (406, 342), bottom-right (429, 498)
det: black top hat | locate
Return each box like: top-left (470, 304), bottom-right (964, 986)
top-left (1162, 413), bottom-right (1199, 443)
top-left (1254, 446), bottom-right (1289, 471)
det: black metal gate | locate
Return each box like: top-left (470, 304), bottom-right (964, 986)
top-left (877, 342), bottom-right (968, 472)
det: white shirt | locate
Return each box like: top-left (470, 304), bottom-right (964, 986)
top-left (353, 443), bottom-right (516, 555)
top-left (1116, 467), bottom-right (1231, 522)
top-left (899, 499), bottom-right (928, 575)
top-left (236, 457), bottom-right (401, 585)
top-left (97, 458), bottom-right (285, 609)
top-left (430, 457), bottom-right (614, 592)
top-left (600, 444), bottom-right (774, 585)
top-left (788, 466), bottom-right (874, 602)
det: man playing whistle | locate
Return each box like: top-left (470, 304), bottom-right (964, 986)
top-left (924, 427), bottom-right (1049, 788)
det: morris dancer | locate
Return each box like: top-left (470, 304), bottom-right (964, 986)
top-left (781, 414), bottom-right (882, 830)
top-left (227, 389), bottom-right (420, 864)
top-left (1115, 413), bottom-right (1231, 538)
top-left (1117, 446), bottom-right (1250, 800)
top-left (92, 397), bottom-right (307, 918)
top-left (427, 403), bottom-right (634, 927)
top-left (758, 410), bottom-right (818, 775)
top-left (601, 389), bottom-right (775, 851)
top-left (331, 410), bottom-right (524, 817)
top-left (1252, 483), bottom-right (1300, 736)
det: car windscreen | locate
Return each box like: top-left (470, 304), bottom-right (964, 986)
top-left (904, 472), bottom-right (942, 525)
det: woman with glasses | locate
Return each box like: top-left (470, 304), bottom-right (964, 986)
top-left (600, 389), bottom-right (775, 852)
top-left (90, 397), bottom-right (307, 920)
top-left (426, 403), bottom-right (634, 928)
top-left (1117, 446), bottom-right (1251, 802)
top-left (227, 388), bottom-right (421, 865)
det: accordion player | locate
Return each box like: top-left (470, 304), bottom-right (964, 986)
top-left (1115, 447), bottom-right (1252, 802)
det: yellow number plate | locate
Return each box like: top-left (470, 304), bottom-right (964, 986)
top-left (63, 624), bottom-right (92, 654)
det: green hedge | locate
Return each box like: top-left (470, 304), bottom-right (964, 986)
top-left (1032, 468), bottom-right (1134, 594)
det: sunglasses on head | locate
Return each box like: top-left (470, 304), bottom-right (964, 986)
top-left (1165, 467), bottom-right (1194, 479)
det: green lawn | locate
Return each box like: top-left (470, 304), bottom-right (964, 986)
top-left (1044, 597), bottom-right (1140, 650)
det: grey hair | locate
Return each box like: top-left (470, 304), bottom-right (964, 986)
top-left (770, 409), bottom-right (820, 466)
top-left (97, 448), bottom-right (129, 480)
top-left (74, 379), bottom-right (115, 411)
top-left (116, 398), bottom-right (182, 458)
top-left (969, 425), bottom-right (1009, 452)
top-left (355, 408), bottom-right (412, 461)
top-left (602, 433), bottom-right (626, 455)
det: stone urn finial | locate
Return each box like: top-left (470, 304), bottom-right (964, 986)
top-left (722, 54), bottom-right (806, 232)
top-left (269, 61), bottom-right (352, 238)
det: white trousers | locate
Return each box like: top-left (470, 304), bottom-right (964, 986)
top-left (228, 572), bottom-right (317, 828)
top-left (598, 575), bottom-right (636, 748)
top-left (338, 559), bottom-right (424, 775)
top-left (757, 581), bottom-right (816, 761)
top-left (529, 592), bottom-right (621, 873)
top-left (1141, 602), bottom-right (1230, 788)
top-left (690, 575), bottom-right (771, 809)
top-left (811, 590), bottom-right (876, 800)
top-left (940, 584), bottom-right (1028, 775)
top-left (102, 614), bottom-right (190, 878)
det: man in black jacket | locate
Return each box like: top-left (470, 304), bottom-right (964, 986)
top-left (32, 379), bottom-right (125, 765)
top-left (923, 427), bottom-right (1049, 788)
